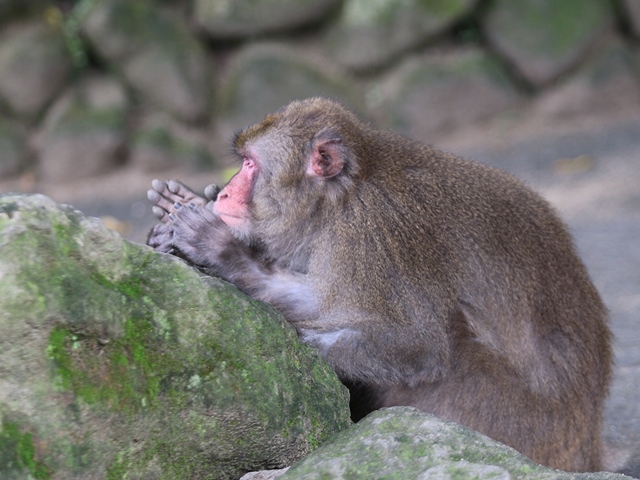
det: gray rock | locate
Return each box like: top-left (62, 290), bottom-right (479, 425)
top-left (241, 468), bottom-right (290, 480)
top-left (280, 407), bottom-right (631, 479)
top-left (620, 0), bottom-right (640, 39)
top-left (81, 0), bottom-right (211, 123)
top-left (0, 23), bottom-right (73, 119)
top-left (483, 0), bottom-right (613, 88)
top-left (194, 0), bottom-right (342, 40)
top-left (371, 47), bottom-right (522, 139)
top-left (0, 193), bottom-right (351, 479)
top-left (35, 75), bottom-right (128, 182)
top-left (130, 112), bottom-right (215, 171)
top-left (0, 114), bottom-right (29, 177)
top-left (214, 43), bottom-right (364, 146)
top-left (324, 0), bottom-right (478, 73)
top-left (530, 35), bottom-right (640, 122)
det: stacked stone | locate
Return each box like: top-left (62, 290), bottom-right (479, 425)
top-left (0, 0), bottom-right (638, 182)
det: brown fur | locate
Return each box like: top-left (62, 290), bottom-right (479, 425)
top-left (148, 98), bottom-right (612, 472)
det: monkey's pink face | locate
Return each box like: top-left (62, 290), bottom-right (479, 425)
top-left (213, 131), bottom-right (345, 238)
top-left (212, 155), bottom-right (256, 232)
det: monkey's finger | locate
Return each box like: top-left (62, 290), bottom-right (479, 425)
top-left (151, 179), bottom-right (170, 197)
top-left (151, 179), bottom-right (184, 205)
top-left (154, 239), bottom-right (175, 254)
top-left (147, 189), bottom-right (177, 221)
top-left (147, 189), bottom-right (165, 208)
top-left (150, 179), bottom-right (198, 207)
top-left (167, 180), bottom-right (208, 206)
top-left (204, 184), bottom-right (220, 201)
top-left (151, 206), bottom-right (170, 222)
top-left (147, 224), bottom-right (174, 250)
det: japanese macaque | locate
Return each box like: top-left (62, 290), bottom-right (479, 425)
top-left (147, 97), bottom-right (612, 472)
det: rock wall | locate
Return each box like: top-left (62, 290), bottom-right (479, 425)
top-left (0, 0), bottom-right (639, 182)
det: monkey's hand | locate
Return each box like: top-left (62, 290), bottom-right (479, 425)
top-left (147, 179), bottom-right (220, 223)
top-left (156, 201), bottom-right (240, 274)
top-left (147, 222), bottom-right (176, 254)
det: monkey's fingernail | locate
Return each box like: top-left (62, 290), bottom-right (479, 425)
top-left (147, 190), bottom-right (160, 202)
top-left (188, 202), bottom-right (196, 209)
top-left (169, 213), bottom-right (176, 221)
top-left (174, 202), bottom-right (182, 209)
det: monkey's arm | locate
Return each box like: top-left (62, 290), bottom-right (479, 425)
top-left (296, 304), bottom-right (452, 388)
top-left (149, 201), bottom-right (320, 323)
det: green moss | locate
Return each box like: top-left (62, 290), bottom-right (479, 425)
top-left (98, 0), bottom-right (199, 53)
top-left (106, 455), bottom-right (128, 480)
top-left (0, 418), bottom-right (51, 479)
top-left (52, 222), bottom-right (75, 257)
top-left (52, 103), bottom-right (124, 136)
top-left (490, 0), bottom-right (609, 58)
top-left (418, 0), bottom-right (469, 17)
top-left (135, 125), bottom-right (173, 149)
top-left (1, 195), bottom-right (351, 478)
top-left (90, 270), bottom-right (145, 300)
top-left (46, 315), bottom-right (174, 413)
top-left (66, 442), bottom-right (92, 472)
top-left (343, 0), bottom-right (469, 27)
top-left (0, 199), bottom-right (19, 219)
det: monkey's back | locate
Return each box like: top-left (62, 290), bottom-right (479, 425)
top-left (320, 129), bottom-right (612, 471)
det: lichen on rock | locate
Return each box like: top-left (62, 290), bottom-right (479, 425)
top-left (0, 193), bottom-right (350, 479)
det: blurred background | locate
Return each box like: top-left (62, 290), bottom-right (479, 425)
top-left (0, 0), bottom-right (640, 475)
top-left (0, 0), bottom-right (638, 242)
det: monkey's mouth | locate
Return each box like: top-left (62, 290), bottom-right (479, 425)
top-left (215, 211), bottom-right (246, 227)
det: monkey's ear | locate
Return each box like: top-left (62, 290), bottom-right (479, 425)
top-left (307, 138), bottom-right (345, 179)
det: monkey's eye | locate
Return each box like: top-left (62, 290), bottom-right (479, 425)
top-left (243, 158), bottom-right (255, 170)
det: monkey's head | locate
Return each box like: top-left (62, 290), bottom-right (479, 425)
top-left (213, 98), bottom-right (363, 247)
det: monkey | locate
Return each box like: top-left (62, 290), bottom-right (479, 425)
top-left (146, 97), bottom-right (612, 472)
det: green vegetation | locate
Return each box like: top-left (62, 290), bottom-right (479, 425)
top-left (0, 418), bottom-right (51, 479)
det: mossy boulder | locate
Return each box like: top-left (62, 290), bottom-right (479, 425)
top-left (371, 47), bottom-right (522, 139)
top-left (0, 114), bottom-right (29, 177)
top-left (0, 194), bottom-right (350, 480)
top-left (280, 407), bottom-right (629, 479)
top-left (81, 0), bottom-right (211, 123)
top-left (36, 75), bottom-right (128, 182)
top-left (483, 0), bottom-right (613, 88)
top-left (129, 112), bottom-right (215, 172)
top-left (530, 36), bottom-right (640, 121)
top-left (0, 22), bottom-right (73, 119)
top-left (323, 0), bottom-right (478, 73)
top-left (194, 0), bottom-right (342, 40)
top-left (214, 43), bottom-right (364, 147)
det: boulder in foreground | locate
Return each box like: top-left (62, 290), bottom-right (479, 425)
top-left (0, 193), bottom-right (350, 479)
